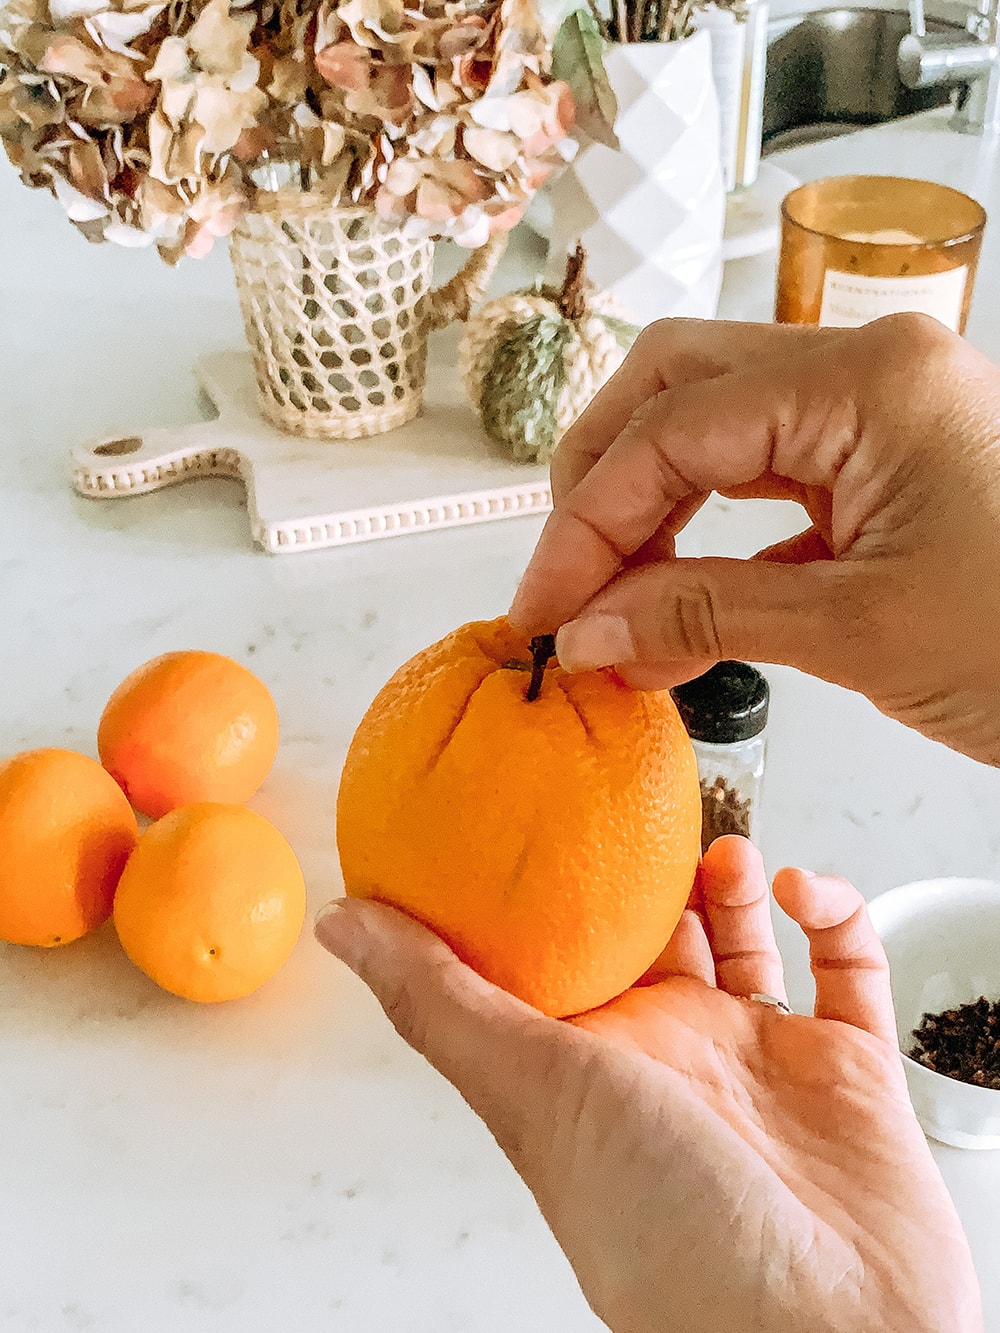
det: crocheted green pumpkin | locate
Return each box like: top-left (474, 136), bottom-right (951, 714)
top-left (459, 246), bottom-right (638, 464)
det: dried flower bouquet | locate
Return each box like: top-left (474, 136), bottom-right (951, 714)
top-left (0, 0), bottom-right (576, 262)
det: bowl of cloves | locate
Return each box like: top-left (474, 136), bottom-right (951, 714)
top-left (868, 878), bottom-right (1000, 1149)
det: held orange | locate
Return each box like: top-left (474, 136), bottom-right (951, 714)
top-left (336, 618), bottom-right (701, 1018)
top-left (113, 803), bottom-right (307, 1002)
top-left (98, 650), bottom-right (279, 819)
top-left (0, 748), bottom-right (138, 947)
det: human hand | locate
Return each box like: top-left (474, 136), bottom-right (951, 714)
top-left (508, 315), bottom-right (1000, 766)
top-left (315, 838), bottom-right (982, 1333)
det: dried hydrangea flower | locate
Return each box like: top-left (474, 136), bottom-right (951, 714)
top-left (0, 0), bottom-right (576, 259)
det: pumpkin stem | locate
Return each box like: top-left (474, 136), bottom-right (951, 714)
top-left (558, 244), bottom-right (588, 323)
top-left (526, 634), bottom-right (557, 701)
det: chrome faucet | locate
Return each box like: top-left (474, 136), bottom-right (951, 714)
top-left (898, 0), bottom-right (1000, 134)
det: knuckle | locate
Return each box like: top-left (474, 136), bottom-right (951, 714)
top-left (663, 579), bottom-right (724, 660)
top-left (633, 319), bottom-right (672, 358)
top-left (860, 311), bottom-right (963, 381)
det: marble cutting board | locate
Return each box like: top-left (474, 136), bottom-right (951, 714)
top-left (71, 344), bottom-right (553, 555)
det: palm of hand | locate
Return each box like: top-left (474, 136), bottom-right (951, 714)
top-left (553, 975), bottom-right (938, 1333)
top-left (317, 836), bottom-right (983, 1333)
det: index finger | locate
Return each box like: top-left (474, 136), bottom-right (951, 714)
top-left (510, 343), bottom-right (859, 635)
top-left (549, 319), bottom-right (840, 503)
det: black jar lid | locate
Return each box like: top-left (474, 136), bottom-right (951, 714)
top-left (671, 661), bottom-right (769, 744)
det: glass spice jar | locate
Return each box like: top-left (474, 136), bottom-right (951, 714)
top-left (671, 661), bottom-right (770, 854)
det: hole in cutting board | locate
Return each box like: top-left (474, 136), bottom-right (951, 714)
top-left (94, 436), bottom-right (143, 456)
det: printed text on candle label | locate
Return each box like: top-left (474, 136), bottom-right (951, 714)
top-left (819, 266), bottom-right (967, 331)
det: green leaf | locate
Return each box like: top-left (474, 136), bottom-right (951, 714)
top-left (551, 8), bottom-right (619, 151)
top-left (479, 314), bottom-right (573, 465)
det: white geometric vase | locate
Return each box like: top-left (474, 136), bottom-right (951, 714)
top-left (546, 31), bottom-right (725, 327)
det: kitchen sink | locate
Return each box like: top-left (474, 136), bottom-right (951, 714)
top-left (762, 7), bottom-right (969, 153)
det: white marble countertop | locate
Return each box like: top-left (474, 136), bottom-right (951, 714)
top-left (2, 107), bottom-right (1000, 1332)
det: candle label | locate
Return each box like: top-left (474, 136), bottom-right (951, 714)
top-left (819, 265), bottom-right (967, 332)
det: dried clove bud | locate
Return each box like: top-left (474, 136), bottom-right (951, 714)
top-left (699, 775), bottom-right (752, 853)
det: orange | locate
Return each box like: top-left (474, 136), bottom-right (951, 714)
top-left (336, 617), bottom-right (701, 1018)
top-left (98, 650), bottom-right (279, 819)
top-left (0, 748), bottom-right (138, 947)
top-left (113, 803), bottom-right (306, 1002)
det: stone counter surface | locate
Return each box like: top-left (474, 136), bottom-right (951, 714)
top-left (1, 110), bottom-right (999, 1331)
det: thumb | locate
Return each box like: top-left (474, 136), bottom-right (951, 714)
top-left (314, 897), bottom-right (589, 1167)
top-left (554, 555), bottom-right (867, 688)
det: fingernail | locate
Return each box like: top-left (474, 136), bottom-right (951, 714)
top-left (556, 614), bottom-right (636, 672)
top-left (314, 899), bottom-right (369, 970)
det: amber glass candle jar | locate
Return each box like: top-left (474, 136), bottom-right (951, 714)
top-left (775, 175), bottom-right (986, 333)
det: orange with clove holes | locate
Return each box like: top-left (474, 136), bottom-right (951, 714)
top-left (336, 617), bottom-right (701, 1018)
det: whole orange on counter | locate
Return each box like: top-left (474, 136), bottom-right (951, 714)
top-left (98, 650), bottom-right (279, 819)
top-left (0, 748), bottom-right (138, 947)
top-left (336, 618), bottom-right (701, 1018)
top-left (113, 803), bottom-right (306, 1002)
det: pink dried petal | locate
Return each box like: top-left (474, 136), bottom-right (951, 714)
top-left (485, 199), bottom-right (526, 232)
top-left (374, 183), bottom-right (409, 221)
top-left (438, 158), bottom-right (487, 200)
top-left (183, 217), bottom-right (217, 258)
top-left (108, 77), bottom-right (156, 117)
top-left (315, 41), bottom-right (371, 92)
top-left (38, 33), bottom-right (105, 83)
top-left (415, 175), bottom-right (463, 221)
top-left (345, 62), bottom-right (411, 124)
top-left (522, 158), bottom-right (554, 191)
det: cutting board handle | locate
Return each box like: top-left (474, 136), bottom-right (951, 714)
top-left (72, 420), bottom-right (243, 499)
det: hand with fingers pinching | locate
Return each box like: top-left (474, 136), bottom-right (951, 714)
top-left (317, 837), bottom-right (983, 1333)
top-left (508, 314), bottom-right (1000, 767)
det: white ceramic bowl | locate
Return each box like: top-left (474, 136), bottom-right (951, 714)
top-left (867, 878), bottom-right (1000, 1149)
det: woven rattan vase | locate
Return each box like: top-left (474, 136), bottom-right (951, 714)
top-left (230, 196), bottom-right (506, 441)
